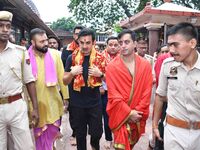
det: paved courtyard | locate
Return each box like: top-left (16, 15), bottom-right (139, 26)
top-left (55, 103), bottom-right (153, 150)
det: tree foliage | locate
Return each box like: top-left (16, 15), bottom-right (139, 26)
top-left (50, 17), bottom-right (76, 31)
top-left (68, 0), bottom-right (138, 31)
top-left (68, 0), bottom-right (200, 31)
top-left (113, 24), bottom-right (123, 33)
top-left (135, 0), bottom-right (149, 13)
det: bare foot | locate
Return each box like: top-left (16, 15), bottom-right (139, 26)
top-left (69, 136), bottom-right (77, 146)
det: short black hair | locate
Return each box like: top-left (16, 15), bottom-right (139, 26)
top-left (118, 29), bottom-right (136, 41)
top-left (30, 28), bottom-right (46, 40)
top-left (78, 28), bottom-right (95, 42)
top-left (167, 22), bottom-right (198, 41)
top-left (48, 35), bottom-right (58, 41)
top-left (106, 36), bottom-right (118, 44)
top-left (48, 35), bottom-right (61, 50)
top-left (137, 36), bottom-right (147, 43)
top-left (73, 25), bottom-right (85, 33)
top-left (157, 44), bottom-right (167, 54)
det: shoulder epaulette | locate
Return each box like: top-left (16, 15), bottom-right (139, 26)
top-left (145, 54), bottom-right (154, 59)
top-left (15, 45), bottom-right (26, 51)
top-left (163, 57), bottom-right (174, 64)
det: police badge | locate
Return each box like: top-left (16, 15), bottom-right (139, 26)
top-left (26, 58), bottom-right (30, 65)
top-left (170, 66), bottom-right (178, 75)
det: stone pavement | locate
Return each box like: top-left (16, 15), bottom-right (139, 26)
top-left (55, 103), bottom-right (153, 150)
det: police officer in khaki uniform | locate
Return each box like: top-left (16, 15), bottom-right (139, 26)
top-left (0, 11), bottom-right (39, 150)
top-left (153, 22), bottom-right (200, 150)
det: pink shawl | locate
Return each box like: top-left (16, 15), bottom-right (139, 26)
top-left (28, 46), bottom-right (57, 86)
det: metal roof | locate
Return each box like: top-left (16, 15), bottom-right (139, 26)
top-left (155, 2), bottom-right (200, 13)
top-left (0, 0), bottom-right (56, 37)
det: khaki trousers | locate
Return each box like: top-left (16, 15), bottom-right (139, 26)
top-left (0, 99), bottom-right (34, 150)
top-left (164, 123), bottom-right (200, 150)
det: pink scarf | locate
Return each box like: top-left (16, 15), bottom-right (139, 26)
top-left (28, 45), bottom-right (57, 87)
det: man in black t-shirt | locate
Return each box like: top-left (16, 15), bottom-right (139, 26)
top-left (61, 25), bottom-right (84, 146)
top-left (63, 28), bottom-right (106, 150)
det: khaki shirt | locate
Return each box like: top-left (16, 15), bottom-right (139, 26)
top-left (156, 52), bottom-right (200, 122)
top-left (0, 42), bottom-right (34, 98)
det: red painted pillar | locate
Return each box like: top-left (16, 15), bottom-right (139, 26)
top-left (148, 28), bottom-right (160, 56)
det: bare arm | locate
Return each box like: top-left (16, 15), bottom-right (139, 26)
top-left (63, 72), bottom-right (74, 85)
top-left (26, 81), bottom-right (39, 127)
top-left (152, 94), bottom-right (167, 141)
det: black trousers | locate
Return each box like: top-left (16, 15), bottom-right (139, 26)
top-left (154, 102), bottom-right (167, 150)
top-left (101, 91), bottom-right (112, 141)
top-left (68, 99), bottom-right (76, 137)
top-left (71, 105), bottom-right (103, 150)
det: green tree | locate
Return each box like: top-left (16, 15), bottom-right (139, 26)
top-left (68, 0), bottom-right (138, 30)
top-left (135, 0), bottom-right (149, 13)
top-left (150, 0), bottom-right (164, 6)
top-left (50, 17), bottom-right (76, 31)
top-left (68, 0), bottom-right (200, 30)
top-left (113, 24), bottom-right (123, 33)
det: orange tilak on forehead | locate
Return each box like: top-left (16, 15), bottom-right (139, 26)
top-left (83, 37), bottom-right (88, 42)
top-left (79, 35), bottom-right (93, 43)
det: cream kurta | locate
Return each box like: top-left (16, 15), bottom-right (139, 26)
top-left (34, 49), bottom-right (69, 127)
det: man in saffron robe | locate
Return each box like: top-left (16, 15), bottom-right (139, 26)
top-left (29, 28), bottom-right (69, 150)
top-left (106, 29), bottom-right (153, 150)
top-left (63, 28), bottom-right (106, 150)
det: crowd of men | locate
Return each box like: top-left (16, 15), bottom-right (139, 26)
top-left (1, 10), bottom-right (200, 150)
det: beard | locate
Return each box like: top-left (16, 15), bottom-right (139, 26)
top-left (35, 45), bottom-right (48, 53)
top-left (81, 48), bottom-right (91, 55)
